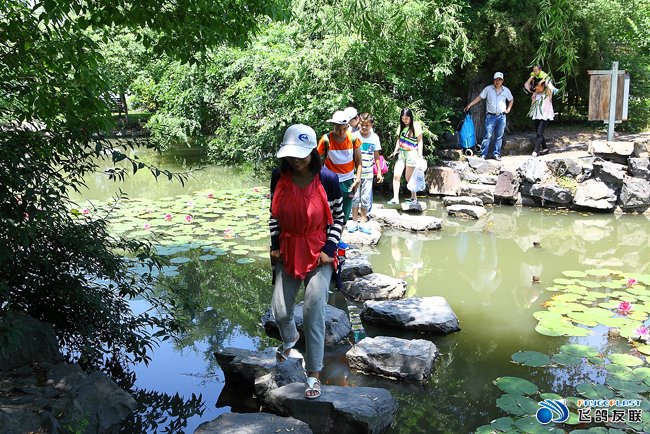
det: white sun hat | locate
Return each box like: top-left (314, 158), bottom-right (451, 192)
top-left (326, 110), bottom-right (349, 125)
top-left (276, 124), bottom-right (317, 159)
top-left (343, 106), bottom-right (358, 120)
top-left (493, 71), bottom-right (504, 80)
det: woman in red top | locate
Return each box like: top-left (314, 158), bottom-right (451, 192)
top-left (269, 124), bottom-right (344, 399)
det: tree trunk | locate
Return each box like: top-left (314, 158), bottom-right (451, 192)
top-left (466, 71), bottom-right (490, 143)
top-left (120, 92), bottom-right (129, 125)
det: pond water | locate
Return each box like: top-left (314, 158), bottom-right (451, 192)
top-left (73, 149), bottom-right (650, 433)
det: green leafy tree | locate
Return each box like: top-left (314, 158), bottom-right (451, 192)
top-left (0, 0), bottom-right (290, 376)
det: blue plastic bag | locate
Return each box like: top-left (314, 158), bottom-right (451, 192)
top-left (459, 114), bottom-right (476, 150)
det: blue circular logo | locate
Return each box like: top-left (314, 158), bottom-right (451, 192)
top-left (536, 407), bottom-right (553, 424)
top-left (298, 133), bottom-right (310, 143)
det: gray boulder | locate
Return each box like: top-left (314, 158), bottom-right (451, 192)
top-left (593, 160), bottom-right (626, 184)
top-left (461, 172), bottom-right (498, 185)
top-left (0, 312), bottom-right (63, 371)
top-left (634, 136), bottom-right (650, 158)
top-left (447, 204), bottom-right (487, 219)
top-left (263, 383), bottom-right (397, 434)
top-left (341, 257), bottom-right (373, 282)
top-left (371, 208), bottom-right (443, 232)
top-left (440, 161), bottom-right (469, 172)
top-left (517, 158), bottom-right (548, 183)
top-left (546, 158), bottom-right (583, 178)
top-left (466, 156), bottom-right (499, 174)
top-left (400, 201), bottom-right (428, 213)
top-left (628, 158), bottom-right (650, 180)
top-left (589, 140), bottom-right (634, 164)
top-left (360, 297), bottom-right (460, 334)
top-left (195, 412), bottom-right (313, 434)
top-left (427, 166), bottom-right (461, 196)
top-left (620, 177), bottom-right (650, 211)
top-left (442, 196), bottom-right (484, 207)
top-left (346, 336), bottom-right (438, 383)
top-left (494, 171), bottom-right (519, 200)
top-left (459, 183), bottom-right (495, 204)
top-left (521, 183), bottom-right (573, 205)
top-left (195, 412), bottom-right (312, 434)
top-left (261, 302), bottom-right (352, 345)
top-left (342, 273), bottom-right (407, 301)
top-left (214, 348), bottom-right (306, 398)
top-left (573, 179), bottom-right (618, 211)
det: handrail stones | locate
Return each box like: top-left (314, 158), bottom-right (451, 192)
top-left (346, 336), bottom-right (439, 383)
top-left (261, 302), bottom-right (352, 345)
top-left (360, 297), bottom-right (460, 334)
top-left (263, 383), bottom-right (398, 434)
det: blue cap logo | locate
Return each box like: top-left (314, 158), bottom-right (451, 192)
top-left (536, 399), bottom-right (569, 424)
top-left (298, 133), bottom-right (310, 143)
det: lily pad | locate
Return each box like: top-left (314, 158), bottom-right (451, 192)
top-left (494, 376), bottom-right (538, 395)
top-left (551, 353), bottom-right (582, 366)
top-left (495, 393), bottom-right (539, 416)
top-left (563, 270), bottom-right (587, 278)
top-left (559, 343), bottom-right (599, 358)
top-left (236, 258), bottom-right (255, 264)
top-left (576, 382), bottom-right (615, 399)
top-left (511, 351), bottom-right (551, 367)
top-left (490, 416), bottom-right (515, 431)
top-left (198, 254), bottom-right (218, 261)
top-left (553, 278), bottom-right (576, 285)
top-left (539, 392), bottom-right (563, 400)
top-left (605, 376), bottom-right (649, 393)
top-left (169, 256), bottom-right (191, 265)
top-left (608, 353), bottom-right (644, 367)
top-left (515, 416), bottom-right (563, 433)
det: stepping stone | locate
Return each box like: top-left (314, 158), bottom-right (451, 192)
top-left (346, 336), bottom-right (438, 383)
top-left (340, 257), bottom-right (373, 282)
top-left (371, 208), bottom-right (442, 232)
top-left (342, 273), bottom-right (407, 301)
top-left (261, 302), bottom-right (352, 345)
top-left (400, 201), bottom-right (427, 212)
top-left (360, 296), bottom-right (460, 334)
top-left (194, 412), bottom-right (313, 434)
top-left (442, 196), bottom-right (483, 207)
top-left (342, 221), bottom-right (381, 246)
top-left (447, 204), bottom-right (487, 219)
top-left (214, 348), bottom-right (306, 398)
top-left (263, 383), bottom-right (397, 434)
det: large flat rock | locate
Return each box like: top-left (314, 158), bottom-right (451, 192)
top-left (342, 273), bottom-right (407, 301)
top-left (447, 204), bottom-right (487, 219)
top-left (370, 208), bottom-right (442, 232)
top-left (427, 166), bottom-right (461, 195)
top-left (346, 336), bottom-right (438, 383)
top-left (442, 196), bottom-right (483, 207)
top-left (360, 297), bottom-right (460, 334)
top-left (264, 383), bottom-right (397, 434)
top-left (262, 302), bottom-right (352, 345)
top-left (214, 348), bottom-right (306, 398)
top-left (194, 412), bottom-right (313, 434)
top-left (341, 257), bottom-right (373, 282)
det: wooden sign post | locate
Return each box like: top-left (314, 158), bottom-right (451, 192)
top-left (588, 62), bottom-right (630, 141)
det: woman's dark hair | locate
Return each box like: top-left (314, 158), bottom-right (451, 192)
top-left (399, 107), bottom-right (415, 137)
top-left (279, 148), bottom-right (322, 174)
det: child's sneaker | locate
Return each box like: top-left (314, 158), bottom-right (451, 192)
top-left (358, 225), bottom-right (371, 235)
top-left (386, 199), bottom-right (399, 205)
top-left (347, 224), bottom-right (358, 233)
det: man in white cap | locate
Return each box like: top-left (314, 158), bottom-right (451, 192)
top-left (464, 71), bottom-right (514, 161)
top-left (343, 106), bottom-right (360, 133)
top-left (317, 110), bottom-right (362, 223)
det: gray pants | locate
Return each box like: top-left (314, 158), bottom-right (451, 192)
top-left (271, 263), bottom-right (332, 373)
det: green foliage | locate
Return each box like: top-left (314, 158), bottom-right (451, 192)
top-left (0, 0), bottom-right (290, 373)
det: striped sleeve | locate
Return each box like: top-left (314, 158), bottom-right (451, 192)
top-left (269, 169), bottom-right (281, 251)
top-left (319, 168), bottom-right (344, 257)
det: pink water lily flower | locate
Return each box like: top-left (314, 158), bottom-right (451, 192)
top-left (143, 223), bottom-right (151, 230)
top-left (23, 212), bottom-right (29, 221)
top-left (145, 208), bottom-right (153, 214)
top-left (164, 213), bottom-right (172, 221)
top-left (627, 278), bottom-right (638, 287)
top-left (82, 208), bottom-right (90, 215)
top-left (252, 186), bottom-right (261, 193)
top-left (207, 193), bottom-right (214, 199)
top-left (636, 326), bottom-right (649, 341)
top-left (185, 215), bottom-right (193, 223)
top-left (186, 201), bottom-right (194, 208)
top-left (618, 301), bottom-right (633, 316)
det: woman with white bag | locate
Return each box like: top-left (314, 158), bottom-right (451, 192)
top-left (388, 108), bottom-right (424, 205)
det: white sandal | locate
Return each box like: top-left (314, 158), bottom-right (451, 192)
top-left (304, 377), bottom-right (321, 399)
top-left (275, 334), bottom-right (300, 363)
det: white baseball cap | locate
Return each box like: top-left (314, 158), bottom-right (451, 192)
top-left (326, 110), bottom-right (349, 125)
top-left (276, 124), bottom-right (317, 159)
top-left (343, 106), bottom-right (358, 120)
top-left (493, 72), bottom-right (504, 80)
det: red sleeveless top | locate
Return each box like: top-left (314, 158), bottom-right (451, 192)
top-left (271, 173), bottom-right (333, 279)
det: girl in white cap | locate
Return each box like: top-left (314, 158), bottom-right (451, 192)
top-left (269, 124), bottom-right (345, 399)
